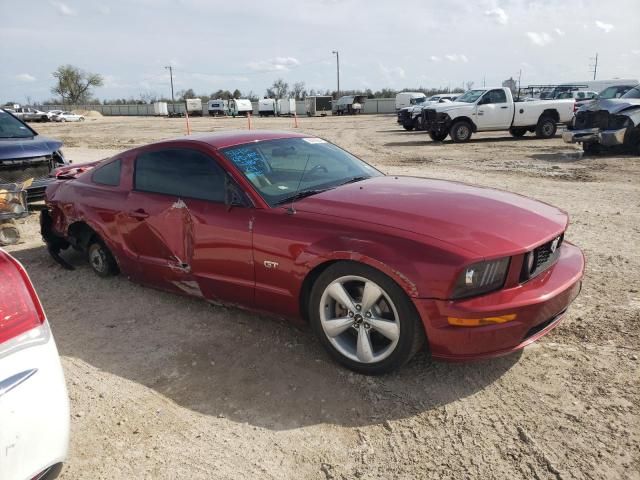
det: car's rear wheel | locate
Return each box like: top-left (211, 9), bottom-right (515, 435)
top-left (449, 121), bottom-right (473, 142)
top-left (582, 142), bottom-right (601, 155)
top-left (310, 262), bottom-right (425, 375)
top-left (87, 237), bottom-right (119, 277)
top-left (403, 124), bottom-right (414, 131)
top-left (535, 116), bottom-right (557, 138)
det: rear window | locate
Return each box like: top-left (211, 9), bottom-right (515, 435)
top-left (92, 159), bottom-right (121, 186)
top-left (134, 148), bottom-right (225, 202)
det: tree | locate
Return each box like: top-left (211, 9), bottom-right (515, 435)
top-left (291, 81), bottom-right (306, 100)
top-left (232, 89), bottom-right (242, 99)
top-left (465, 81), bottom-right (475, 91)
top-left (267, 78), bottom-right (289, 99)
top-left (178, 88), bottom-right (196, 100)
top-left (51, 64), bottom-right (103, 105)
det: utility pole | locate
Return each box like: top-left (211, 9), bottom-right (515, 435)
top-left (332, 50), bottom-right (340, 98)
top-left (589, 53), bottom-right (598, 80)
top-left (517, 69), bottom-right (522, 91)
top-left (164, 65), bottom-right (175, 112)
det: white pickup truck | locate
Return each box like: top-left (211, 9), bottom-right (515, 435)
top-left (421, 87), bottom-right (575, 142)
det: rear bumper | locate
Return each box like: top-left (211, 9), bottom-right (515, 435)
top-left (0, 322), bottom-right (69, 480)
top-left (562, 127), bottom-right (627, 146)
top-left (413, 243), bottom-right (584, 361)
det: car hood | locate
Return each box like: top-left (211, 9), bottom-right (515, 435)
top-left (427, 101), bottom-right (475, 113)
top-left (580, 98), bottom-right (640, 114)
top-left (296, 176), bottom-right (568, 258)
top-left (0, 135), bottom-right (63, 161)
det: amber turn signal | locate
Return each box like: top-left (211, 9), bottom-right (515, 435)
top-left (447, 314), bottom-right (517, 327)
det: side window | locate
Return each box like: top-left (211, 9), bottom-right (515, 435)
top-left (92, 159), bottom-right (122, 186)
top-left (484, 89), bottom-right (507, 104)
top-left (134, 148), bottom-right (225, 202)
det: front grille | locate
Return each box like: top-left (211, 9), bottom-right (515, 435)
top-left (423, 109), bottom-right (438, 126)
top-left (574, 110), bottom-right (610, 130)
top-left (0, 157), bottom-right (52, 184)
top-left (520, 233), bottom-right (564, 282)
top-left (398, 110), bottom-right (412, 122)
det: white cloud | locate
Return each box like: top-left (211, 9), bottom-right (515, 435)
top-left (16, 73), bottom-right (36, 82)
top-left (632, 49), bottom-right (640, 56)
top-left (554, 28), bottom-right (565, 36)
top-left (50, 1), bottom-right (77, 16)
top-left (445, 54), bottom-right (468, 63)
top-left (526, 32), bottom-right (553, 46)
top-left (484, 7), bottom-right (508, 25)
top-left (595, 20), bottom-right (614, 33)
top-left (379, 64), bottom-right (406, 81)
top-left (97, 5), bottom-right (110, 15)
top-left (429, 56), bottom-right (441, 62)
top-left (248, 56), bottom-right (300, 72)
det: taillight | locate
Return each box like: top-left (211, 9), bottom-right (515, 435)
top-left (0, 251), bottom-right (46, 345)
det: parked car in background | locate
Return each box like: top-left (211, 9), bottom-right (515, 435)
top-left (395, 92), bottom-right (427, 110)
top-left (51, 111), bottom-right (85, 123)
top-left (334, 95), bottom-right (366, 115)
top-left (563, 84), bottom-right (640, 154)
top-left (46, 109), bottom-right (64, 120)
top-left (421, 87), bottom-right (575, 142)
top-left (597, 84), bottom-right (637, 100)
top-left (0, 108), bottom-right (68, 201)
top-left (41, 130), bottom-right (583, 374)
top-left (540, 79), bottom-right (639, 99)
top-left (9, 106), bottom-right (49, 122)
top-left (0, 248), bottom-right (70, 480)
top-left (397, 93), bottom-right (458, 131)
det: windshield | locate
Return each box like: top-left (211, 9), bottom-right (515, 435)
top-left (454, 90), bottom-right (486, 103)
top-left (0, 110), bottom-right (35, 139)
top-left (621, 86), bottom-right (640, 99)
top-left (222, 137), bottom-right (382, 207)
top-left (410, 97), bottom-right (426, 105)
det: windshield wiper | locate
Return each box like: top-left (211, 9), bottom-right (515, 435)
top-left (337, 175), bottom-right (370, 186)
top-left (275, 188), bottom-right (329, 206)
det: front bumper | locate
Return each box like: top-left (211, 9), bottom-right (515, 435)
top-left (562, 127), bottom-right (627, 146)
top-left (413, 242), bottom-right (584, 361)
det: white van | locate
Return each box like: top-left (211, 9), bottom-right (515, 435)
top-left (207, 99), bottom-right (228, 116)
top-left (229, 98), bottom-right (253, 117)
top-left (395, 92), bottom-right (426, 110)
top-left (258, 98), bottom-right (277, 117)
top-left (277, 98), bottom-right (296, 116)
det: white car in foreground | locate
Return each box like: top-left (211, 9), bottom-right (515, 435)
top-left (51, 111), bottom-right (84, 122)
top-left (0, 249), bottom-right (69, 480)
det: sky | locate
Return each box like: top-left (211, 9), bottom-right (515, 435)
top-left (1, 0), bottom-right (639, 103)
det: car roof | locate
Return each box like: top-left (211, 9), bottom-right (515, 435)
top-left (153, 130), bottom-right (310, 150)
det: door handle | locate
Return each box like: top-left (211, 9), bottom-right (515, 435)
top-left (500, 106), bottom-right (508, 109)
top-left (477, 111), bottom-right (484, 116)
top-left (128, 209), bottom-right (149, 220)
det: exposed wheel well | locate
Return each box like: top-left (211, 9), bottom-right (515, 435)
top-left (540, 109), bottom-right (559, 123)
top-left (67, 221), bottom-right (98, 250)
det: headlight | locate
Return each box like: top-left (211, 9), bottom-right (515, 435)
top-left (451, 257), bottom-right (510, 299)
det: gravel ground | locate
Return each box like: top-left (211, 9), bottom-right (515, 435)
top-left (6, 114), bottom-right (639, 480)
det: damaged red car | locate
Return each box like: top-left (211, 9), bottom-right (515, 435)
top-left (41, 131), bottom-right (584, 374)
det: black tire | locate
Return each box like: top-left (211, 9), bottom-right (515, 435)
top-left (509, 127), bottom-right (527, 138)
top-left (449, 121), bottom-right (473, 143)
top-left (403, 124), bottom-right (414, 131)
top-left (309, 262), bottom-right (425, 375)
top-left (535, 116), bottom-right (557, 139)
top-left (429, 131), bottom-right (448, 142)
top-left (87, 237), bottom-right (119, 277)
top-left (582, 142), bottom-right (601, 155)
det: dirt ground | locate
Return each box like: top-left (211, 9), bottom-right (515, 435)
top-left (6, 115), bottom-right (639, 479)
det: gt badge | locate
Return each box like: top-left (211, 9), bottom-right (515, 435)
top-left (264, 260), bottom-right (279, 269)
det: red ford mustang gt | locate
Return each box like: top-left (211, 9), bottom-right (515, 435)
top-left (41, 131), bottom-right (584, 374)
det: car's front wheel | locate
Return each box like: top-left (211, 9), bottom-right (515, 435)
top-left (310, 262), bottom-right (425, 375)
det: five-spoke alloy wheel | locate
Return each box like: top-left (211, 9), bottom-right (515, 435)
top-left (310, 262), bottom-right (425, 374)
